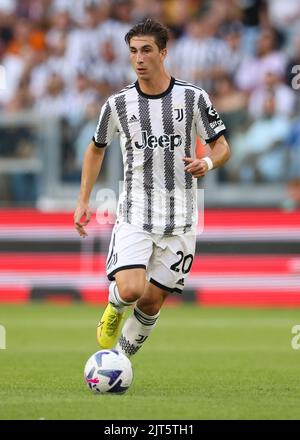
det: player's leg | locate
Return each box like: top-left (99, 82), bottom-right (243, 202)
top-left (97, 222), bottom-right (153, 349)
top-left (114, 232), bottom-right (196, 357)
top-left (97, 268), bottom-right (146, 349)
top-left (115, 281), bottom-right (168, 357)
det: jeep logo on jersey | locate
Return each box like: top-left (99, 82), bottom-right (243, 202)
top-left (134, 131), bottom-right (182, 151)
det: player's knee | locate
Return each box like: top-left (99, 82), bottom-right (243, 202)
top-left (118, 282), bottom-right (144, 303)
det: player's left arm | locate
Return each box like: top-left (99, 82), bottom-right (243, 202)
top-left (183, 135), bottom-right (231, 178)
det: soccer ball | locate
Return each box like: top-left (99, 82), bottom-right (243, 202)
top-left (84, 349), bottom-right (133, 394)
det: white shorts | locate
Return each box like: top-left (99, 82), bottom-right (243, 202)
top-left (106, 221), bottom-right (196, 294)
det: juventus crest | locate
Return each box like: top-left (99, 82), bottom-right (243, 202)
top-left (175, 108), bottom-right (184, 122)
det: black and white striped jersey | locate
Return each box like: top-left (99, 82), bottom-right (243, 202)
top-left (93, 77), bottom-right (226, 236)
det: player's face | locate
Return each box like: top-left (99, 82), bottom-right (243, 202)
top-left (129, 36), bottom-right (166, 80)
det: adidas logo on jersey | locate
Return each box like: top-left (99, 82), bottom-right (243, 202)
top-left (129, 114), bottom-right (139, 123)
top-left (134, 130), bottom-right (183, 152)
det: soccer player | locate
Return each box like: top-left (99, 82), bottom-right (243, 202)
top-left (74, 18), bottom-right (230, 357)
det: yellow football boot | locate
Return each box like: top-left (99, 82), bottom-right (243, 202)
top-left (96, 303), bottom-right (124, 349)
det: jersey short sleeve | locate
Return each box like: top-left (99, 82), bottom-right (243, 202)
top-left (93, 99), bottom-right (118, 148)
top-left (195, 90), bottom-right (226, 144)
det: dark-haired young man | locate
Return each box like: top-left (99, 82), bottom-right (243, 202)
top-left (74, 18), bottom-right (230, 358)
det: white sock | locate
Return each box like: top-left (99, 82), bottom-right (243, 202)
top-left (115, 305), bottom-right (160, 357)
top-left (108, 281), bottom-right (134, 314)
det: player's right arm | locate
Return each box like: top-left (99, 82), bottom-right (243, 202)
top-left (74, 98), bottom-right (118, 237)
top-left (74, 142), bottom-right (106, 238)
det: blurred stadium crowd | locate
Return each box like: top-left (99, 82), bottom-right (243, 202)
top-left (0, 0), bottom-right (300, 205)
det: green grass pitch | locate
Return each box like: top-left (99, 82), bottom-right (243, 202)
top-left (1, 304), bottom-right (300, 420)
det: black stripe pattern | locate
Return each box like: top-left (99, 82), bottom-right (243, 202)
top-left (133, 307), bottom-right (159, 326)
top-left (114, 94), bottom-right (133, 223)
top-left (94, 101), bottom-right (112, 145)
top-left (184, 89), bottom-right (195, 233)
top-left (118, 335), bottom-right (141, 356)
top-left (138, 95), bottom-right (153, 232)
top-left (161, 93), bottom-right (175, 235)
top-left (197, 93), bottom-right (217, 141)
top-left (106, 230), bottom-right (116, 271)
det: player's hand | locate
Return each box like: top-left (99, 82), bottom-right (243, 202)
top-left (74, 202), bottom-right (92, 238)
top-left (182, 157), bottom-right (209, 178)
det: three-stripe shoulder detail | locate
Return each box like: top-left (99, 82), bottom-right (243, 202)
top-left (174, 80), bottom-right (204, 92)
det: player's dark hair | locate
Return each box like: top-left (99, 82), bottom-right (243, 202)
top-left (125, 18), bottom-right (169, 51)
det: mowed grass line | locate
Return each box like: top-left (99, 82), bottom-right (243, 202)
top-left (0, 304), bottom-right (300, 420)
